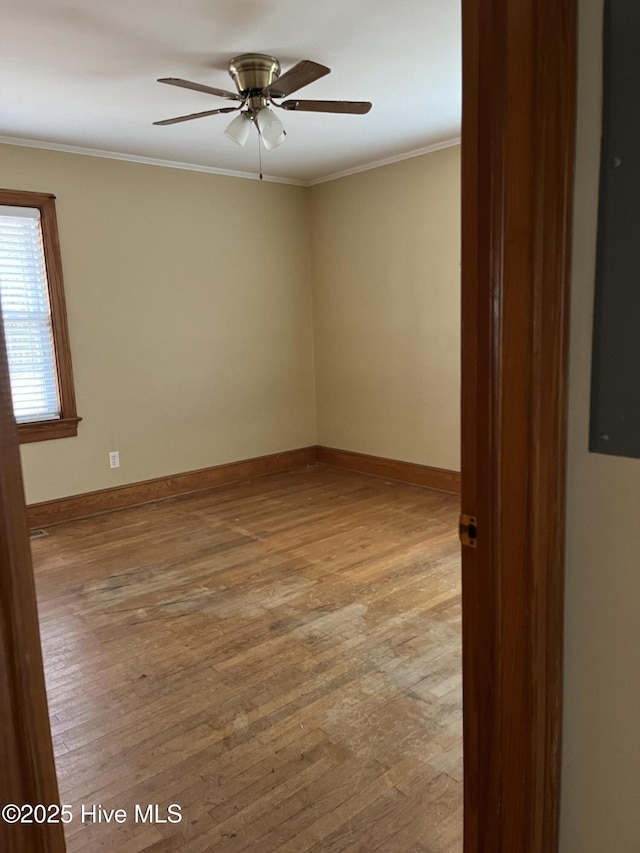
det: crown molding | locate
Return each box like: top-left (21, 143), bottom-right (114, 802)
top-left (0, 136), bottom-right (307, 186)
top-left (0, 134), bottom-right (461, 188)
top-left (307, 137), bottom-right (462, 186)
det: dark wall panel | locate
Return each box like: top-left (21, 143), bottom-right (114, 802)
top-left (590, 0), bottom-right (640, 458)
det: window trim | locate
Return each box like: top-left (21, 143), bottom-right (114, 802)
top-left (0, 188), bottom-right (80, 443)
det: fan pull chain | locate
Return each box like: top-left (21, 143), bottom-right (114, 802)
top-left (258, 129), bottom-right (263, 180)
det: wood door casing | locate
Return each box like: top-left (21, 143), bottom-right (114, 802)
top-left (0, 320), bottom-right (66, 851)
top-left (461, 0), bottom-right (576, 850)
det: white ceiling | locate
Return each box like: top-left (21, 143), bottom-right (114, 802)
top-left (0, 0), bottom-right (461, 185)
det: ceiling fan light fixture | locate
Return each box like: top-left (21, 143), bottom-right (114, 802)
top-left (256, 106), bottom-right (286, 149)
top-left (156, 55), bottom-right (372, 161)
top-left (224, 112), bottom-right (252, 146)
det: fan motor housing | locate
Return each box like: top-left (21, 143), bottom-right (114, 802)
top-left (228, 54), bottom-right (281, 95)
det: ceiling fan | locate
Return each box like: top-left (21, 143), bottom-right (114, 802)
top-left (153, 54), bottom-right (372, 149)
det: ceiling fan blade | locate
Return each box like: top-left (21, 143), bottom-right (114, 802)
top-left (153, 107), bottom-right (239, 126)
top-left (263, 60), bottom-right (330, 98)
top-left (280, 99), bottom-right (372, 114)
top-left (157, 77), bottom-right (242, 101)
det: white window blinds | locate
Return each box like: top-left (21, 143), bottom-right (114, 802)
top-left (0, 205), bottom-right (61, 423)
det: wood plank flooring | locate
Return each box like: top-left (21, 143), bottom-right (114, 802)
top-left (32, 466), bottom-right (462, 852)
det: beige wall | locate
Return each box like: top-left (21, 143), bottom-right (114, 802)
top-left (561, 0), bottom-right (640, 849)
top-left (2, 142), bottom-right (461, 506)
top-left (0, 145), bottom-right (316, 504)
top-left (310, 147), bottom-right (461, 471)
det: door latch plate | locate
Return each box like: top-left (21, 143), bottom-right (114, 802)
top-left (459, 513), bottom-right (478, 548)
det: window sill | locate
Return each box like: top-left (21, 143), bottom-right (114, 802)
top-left (18, 417), bottom-right (82, 444)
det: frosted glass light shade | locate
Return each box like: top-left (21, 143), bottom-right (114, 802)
top-left (256, 106), bottom-right (286, 149)
top-left (224, 113), bottom-right (252, 146)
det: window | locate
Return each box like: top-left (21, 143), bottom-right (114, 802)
top-left (0, 189), bottom-right (80, 443)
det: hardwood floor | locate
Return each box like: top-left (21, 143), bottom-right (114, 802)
top-left (32, 466), bottom-right (462, 852)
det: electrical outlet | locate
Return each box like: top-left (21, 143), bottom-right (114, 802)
top-left (109, 451), bottom-right (120, 469)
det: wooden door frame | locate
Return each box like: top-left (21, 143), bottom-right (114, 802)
top-left (0, 314), bottom-right (66, 851)
top-left (0, 0), bottom-right (576, 849)
top-left (461, 0), bottom-right (576, 850)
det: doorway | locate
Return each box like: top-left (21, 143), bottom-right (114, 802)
top-left (0, 0), bottom-right (576, 850)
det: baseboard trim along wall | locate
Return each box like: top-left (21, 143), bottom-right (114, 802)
top-left (26, 447), bottom-right (317, 529)
top-left (27, 445), bottom-right (461, 528)
top-left (316, 446), bottom-right (461, 495)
